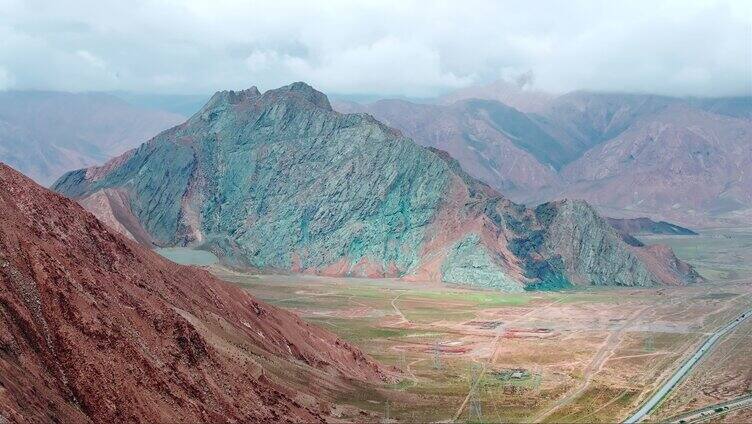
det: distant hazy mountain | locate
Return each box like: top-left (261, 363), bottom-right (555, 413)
top-left (688, 96), bottom-right (752, 120)
top-left (54, 82), bottom-right (701, 291)
top-left (333, 98), bottom-right (565, 196)
top-left (0, 91), bottom-right (185, 184)
top-left (606, 217), bottom-right (698, 236)
top-left (438, 78), bottom-right (554, 113)
top-left (109, 91), bottom-right (210, 117)
top-left (336, 89), bottom-right (752, 226)
top-left (554, 99), bottom-right (752, 225)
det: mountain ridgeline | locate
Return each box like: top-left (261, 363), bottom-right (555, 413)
top-left (53, 83), bottom-right (702, 291)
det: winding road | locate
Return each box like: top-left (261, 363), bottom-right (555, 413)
top-left (623, 309), bottom-right (752, 423)
top-left (391, 292), bottom-right (409, 325)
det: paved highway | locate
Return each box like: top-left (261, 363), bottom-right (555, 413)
top-left (667, 394), bottom-right (752, 423)
top-left (623, 309), bottom-right (752, 423)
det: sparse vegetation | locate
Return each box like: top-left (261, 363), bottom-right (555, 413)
top-left (208, 230), bottom-right (752, 423)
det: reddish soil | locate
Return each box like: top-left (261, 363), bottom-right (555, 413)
top-left (632, 244), bottom-right (699, 285)
top-left (0, 163), bottom-right (387, 423)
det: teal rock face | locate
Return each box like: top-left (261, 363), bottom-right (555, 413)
top-left (441, 234), bottom-right (522, 292)
top-left (56, 83), bottom-right (452, 275)
top-left (55, 137), bottom-right (197, 244)
top-left (53, 82), bottom-right (702, 290)
top-left (539, 200), bottom-right (658, 286)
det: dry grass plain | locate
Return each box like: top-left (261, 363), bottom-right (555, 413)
top-left (172, 228), bottom-right (752, 422)
top-left (210, 283), bottom-right (748, 419)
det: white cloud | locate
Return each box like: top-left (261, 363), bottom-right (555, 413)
top-left (150, 74), bottom-right (188, 87)
top-left (242, 38), bottom-right (472, 97)
top-left (0, 67), bottom-right (14, 90)
top-left (76, 50), bottom-right (106, 69)
top-left (0, 0), bottom-right (749, 97)
top-left (245, 50), bottom-right (279, 73)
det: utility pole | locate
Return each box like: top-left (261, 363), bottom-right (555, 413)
top-left (433, 340), bottom-right (443, 370)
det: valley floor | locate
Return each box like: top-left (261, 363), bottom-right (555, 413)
top-left (163, 227), bottom-right (752, 423)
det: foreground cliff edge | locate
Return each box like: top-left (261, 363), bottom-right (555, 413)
top-left (0, 163), bottom-right (387, 423)
top-left (53, 82), bottom-right (703, 291)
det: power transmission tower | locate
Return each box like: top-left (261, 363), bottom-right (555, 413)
top-left (644, 333), bottom-right (654, 352)
top-left (433, 340), bottom-right (443, 370)
top-left (469, 363), bottom-right (484, 422)
top-left (469, 388), bottom-right (483, 422)
top-left (644, 324), bottom-right (654, 352)
top-left (532, 365), bottom-right (542, 391)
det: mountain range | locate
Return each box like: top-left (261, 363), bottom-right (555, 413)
top-left (0, 91), bottom-right (186, 184)
top-left (0, 163), bottom-right (386, 422)
top-left (3, 84), bottom-right (747, 230)
top-left (334, 87), bottom-right (752, 227)
top-left (605, 217), bottom-right (698, 236)
top-left (436, 78), bottom-right (554, 113)
top-left (53, 82), bottom-right (701, 291)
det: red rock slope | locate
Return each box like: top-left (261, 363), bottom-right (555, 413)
top-left (0, 163), bottom-right (386, 423)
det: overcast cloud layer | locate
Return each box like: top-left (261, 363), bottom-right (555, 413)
top-left (1, 0), bottom-right (750, 97)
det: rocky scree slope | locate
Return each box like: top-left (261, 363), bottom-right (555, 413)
top-left (0, 163), bottom-right (386, 423)
top-left (54, 83), bottom-right (702, 291)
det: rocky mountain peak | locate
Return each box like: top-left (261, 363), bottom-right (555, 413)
top-left (52, 82), bottom-right (702, 291)
top-left (198, 86), bottom-right (262, 113)
top-left (262, 81), bottom-right (333, 111)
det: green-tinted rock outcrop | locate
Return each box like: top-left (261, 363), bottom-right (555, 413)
top-left (53, 82), bottom-right (703, 290)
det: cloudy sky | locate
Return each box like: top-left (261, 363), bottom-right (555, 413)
top-left (1, 0), bottom-right (750, 97)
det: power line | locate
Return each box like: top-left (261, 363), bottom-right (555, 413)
top-left (469, 363), bottom-right (484, 422)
